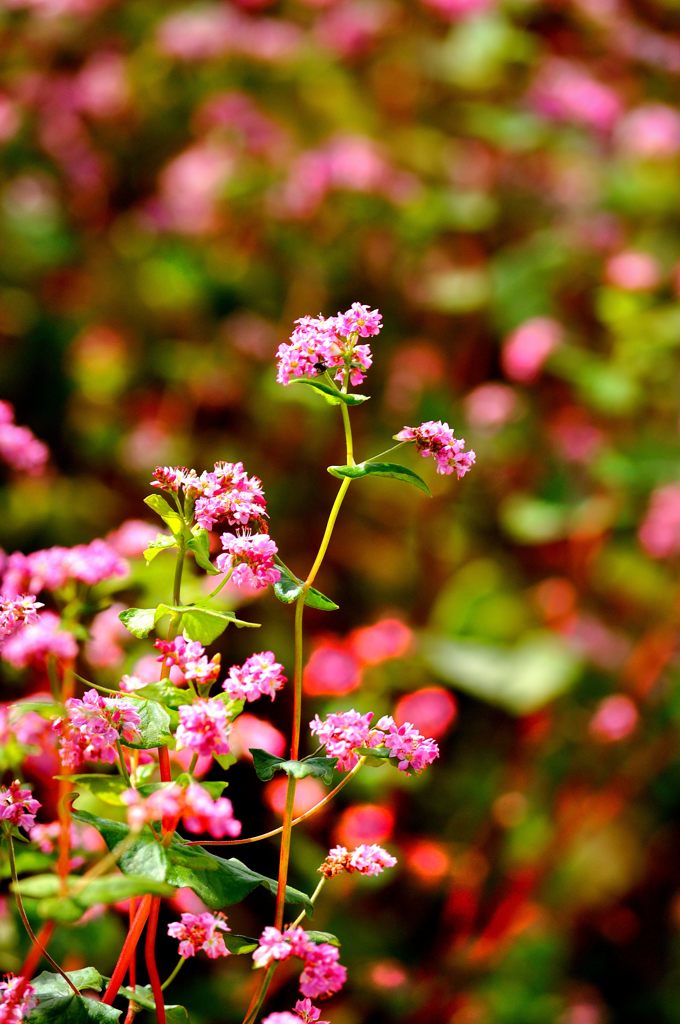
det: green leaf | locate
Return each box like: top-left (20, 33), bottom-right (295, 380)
top-left (154, 604), bottom-right (259, 644)
top-left (118, 607), bottom-right (156, 639)
top-left (15, 873), bottom-right (176, 923)
top-left (273, 564), bottom-right (338, 612)
top-left (327, 461), bottom-right (431, 497)
top-left (288, 378), bottom-right (369, 406)
top-left (120, 699), bottom-right (172, 750)
top-left (186, 528), bottom-right (220, 575)
top-left (9, 701), bottom-right (61, 719)
top-left (143, 494), bottom-right (186, 538)
top-left (118, 987), bottom-right (189, 1023)
top-left (73, 811), bottom-right (313, 914)
top-left (29, 969), bottom-right (121, 1023)
top-left (143, 533), bottom-right (178, 564)
top-left (354, 745), bottom-right (391, 767)
top-left (305, 930), bottom-right (341, 947)
top-left (224, 934), bottom-right (259, 954)
top-left (250, 749), bottom-right (338, 786)
top-left (60, 774), bottom-right (128, 808)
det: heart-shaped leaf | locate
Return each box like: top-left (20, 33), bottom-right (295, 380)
top-left (186, 529), bottom-right (220, 576)
top-left (120, 699), bottom-right (172, 750)
top-left (118, 607), bottom-right (156, 639)
top-left (29, 969), bottom-right (121, 1023)
top-left (143, 533), bottom-right (178, 564)
top-left (288, 378), bottom-right (369, 406)
top-left (154, 604), bottom-right (259, 644)
top-left (250, 749), bottom-right (338, 786)
top-left (327, 461), bottom-right (431, 496)
top-left (143, 495), bottom-right (186, 538)
top-left (273, 564), bottom-right (338, 612)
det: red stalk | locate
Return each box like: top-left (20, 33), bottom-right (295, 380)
top-left (102, 895), bottom-right (152, 1005)
top-left (144, 897), bottom-right (166, 1024)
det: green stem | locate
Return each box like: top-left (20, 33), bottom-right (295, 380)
top-left (290, 876), bottom-right (326, 928)
top-left (206, 568), bottom-right (233, 601)
top-left (160, 957), bottom-right (186, 992)
top-left (364, 440), bottom-right (408, 463)
top-left (241, 965), bottom-right (276, 1024)
top-left (116, 740), bottom-right (132, 788)
top-left (172, 541), bottom-right (185, 608)
top-left (6, 834), bottom-right (79, 994)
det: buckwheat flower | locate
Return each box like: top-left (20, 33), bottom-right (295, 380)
top-left (275, 315), bottom-right (338, 386)
top-left (193, 461), bottom-right (267, 531)
top-left (223, 651), bottom-right (286, 702)
top-left (294, 999), bottom-right (329, 1024)
top-left (262, 1015), bottom-right (299, 1024)
top-left (377, 715), bottom-right (439, 774)
top-left (395, 421), bottom-right (475, 478)
top-left (182, 782), bottom-right (242, 838)
top-left (151, 465), bottom-right (191, 493)
top-left (0, 780), bottom-right (40, 832)
top-left (0, 975), bottom-right (37, 1023)
top-left (155, 635), bottom-right (221, 686)
top-left (0, 401), bottom-right (48, 476)
top-left (123, 785), bottom-right (184, 832)
top-left (299, 943), bottom-right (347, 1000)
top-left (253, 926), bottom-right (295, 969)
top-left (176, 699), bottom-right (231, 757)
top-left (309, 709), bottom-right (376, 772)
top-left (1, 611), bottom-right (78, 668)
top-left (333, 302), bottom-right (382, 339)
top-left (320, 843), bottom-right (397, 878)
top-left (54, 689), bottom-right (142, 771)
top-left (167, 912), bottom-right (230, 959)
top-left (0, 595), bottom-right (43, 640)
top-left (215, 532), bottom-right (281, 589)
top-left (19, 540), bottom-right (127, 594)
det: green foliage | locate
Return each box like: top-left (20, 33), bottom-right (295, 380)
top-left (119, 604), bottom-right (259, 643)
top-left (288, 378), bottom-right (369, 406)
top-left (273, 563), bottom-right (339, 611)
top-left (143, 534), bottom-right (178, 564)
top-left (250, 748), bottom-right (339, 785)
top-left (15, 874), bottom-right (176, 923)
top-left (29, 969), bottom-right (121, 1023)
top-left (327, 461), bottom-right (431, 496)
top-left (143, 494), bottom-right (185, 538)
top-left (120, 699), bottom-right (173, 750)
top-left (186, 528), bottom-right (220, 575)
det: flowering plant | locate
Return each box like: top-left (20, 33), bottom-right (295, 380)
top-left (0, 306), bottom-right (473, 1023)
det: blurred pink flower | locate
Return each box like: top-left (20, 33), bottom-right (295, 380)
top-left (531, 60), bottom-right (622, 132)
top-left (265, 776), bottom-right (325, 817)
top-left (106, 520), bottom-right (160, 558)
top-left (85, 603), bottom-right (128, 669)
top-left (501, 317), bottom-right (563, 384)
top-left (639, 484), bottom-right (680, 558)
top-left (464, 383), bottom-right (519, 430)
top-left (421, 0), bottom-right (494, 18)
top-left (349, 618), bottom-right (412, 666)
top-left (616, 104), bottom-right (680, 158)
top-left (605, 250), bottom-right (661, 291)
top-left (303, 639), bottom-right (363, 696)
top-left (229, 713), bottom-right (286, 760)
top-left (334, 803), bottom-right (395, 847)
top-left (589, 695), bottom-right (638, 743)
top-left (394, 687), bottom-right (457, 741)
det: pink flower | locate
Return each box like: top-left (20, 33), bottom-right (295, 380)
top-left (348, 618), bottom-right (412, 666)
top-left (1, 611), bottom-right (78, 668)
top-left (321, 843), bottom-right (397, 878)
top-left (123, 782), bottom-right (241, 838)
top-left (167, 911), bottom-right (230, 959)
top-left (299, 943), bottom-right (347, 999)
top-left (0, 402), bottom-right (48, 476)
top-left (0, 780), bottom-right (40, 832)
top-left (85, 604), bottom-right (128, 669)
top-left (639, 484), bottom-right (680, 558)
top-left (106, 519), bottom-right (160, 558)
top-left (215, 532), bottom-right (280, 589)
top-left (294, 999), bottom-right (329, 1024)
top-left (155, 635), bottom-right (221, 686)
top-left (150, 465), bottom-right (196, 494)
top-left (395, 421), bottom-right (475, 478)
top-left (228, 713), bottom-right (286, 760)
top-left (303, 639), bottom-right (362, 697)
top-left (421, 0), bottom-right (493, 17)
top-left (192, 461), bottom-right (267, 531)
top-left (376, 715), bottom-right (439, 774)
top-left (589, 696), bottom-right (639, 743)
top-left (262, 1015), bottom-right (299, 1024)
top-left (616, 104), bottom-right (680, 158)
top-left (309, 709), bottom-right (376, 771)
top-left (0, 975), bottom-right (37, 1023)
top-left (276, 304), bottom-right (381, 388)
top-left (334, 302), bottom-right (382, 339)
top-left (223, 651), bottom-right (287, 702)
top-left (501, 318), bottom-right (563, 384)
top-left (8, 540), bottom-right (128, 595)
top-left (394, 688), bottom-right (457, 742)
top-left (176, 699), bottom-right (231, 758)
top-left (531, 59), bottom-right (622, 133)
top-left (54, 689), bottom-right (141, 770)
top-left (605, 251), bottom-right (661, 291)
top-left (0, 595), bottom-right (43, 640)
top-left (253, 926), bottom-right (299, 969)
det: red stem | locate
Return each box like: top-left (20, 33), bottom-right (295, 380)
top-left (145, 897), bottom-right (166, 1024)
top-left (19, 921), bottom-right (55, 980)
top-left (102, 896), bottom-right (153, 1005)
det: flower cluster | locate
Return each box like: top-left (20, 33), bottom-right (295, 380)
top-left (320, 843), bottom-right (397, 879)
top-left (151, 461), bottom-right (267, 532)
top-left (275, 303), bottom-right (381, 387)
top-left (0, 781), bottom-right (40, 833)
top-left (54, 689), bottom-right (141, 770)
top-left (253, 927), bottom-right (346, 1000)
top-left (223, 651), bottom-right (287, 702)
top-left (175, 699), bottom-right (231, 757)
top-left (310, 709), bottom-right (439, 775)
top-left (263, 1002), bottom-right (328, 1024)
top-left (0, 595), bottom-right (43, 641)
top-left (123, 782), bottom-right (241, 838)
top-left (215, 531), bottom-right (280, 589)
top-left (167, 911), bottom-right (230, 959)
top-left (155, 635), bottom-right (221, 686)
top-left (0, 401), bottom-right (48, 476)
top-left (395, 420), bottom-right (476, 478)
top-left (0, 975), bottom-right (37, 1024)
top-left (0, 540), bottom-right (127, 596)
top-left (0, 611), bottom-right (78, 669)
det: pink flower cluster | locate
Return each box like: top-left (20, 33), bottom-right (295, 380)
top-left (263, 1000), bottom-right (328, 1024)
top-left (275, 303), bottom-right (381, 387)
top-left (54, 688), bottom-right (141, 770)
top-left (123, 782), bottom-right (241, 839)
top-left (253, 927), bottom-right (346, 1000)
top-left (176, 699), bottom-right (231, 757)
top-left (0, 539), bottom-right (127, 596)
top-left (0, 611), bottom-right (78, 669)
top-left (215, 531), bottom-right (280, 589)
top-left (0, 401), bottom-right (48, 476)
top-left (320, 843), bottom-right (397, 879)
top-left (395, 421), bottom-right (476, 478)
top-left (0, 975), bottom-right (37, 1024)
top-left (223, 651), bottom-right (286, 702)
top-left (0, 595), bottom-right (43, 640)
top-left (155, 635), bottom-right (221, 686)
top-left (167, 911), bottom-right (230, 959)
top-left (310, 709), bottom-right (439, 775)
top-left (151, 461), bottom-right (267, 532)
top-left (0, 780), bottom-right (40, 833)
top-left (639, 484), bottom-right (680, 559)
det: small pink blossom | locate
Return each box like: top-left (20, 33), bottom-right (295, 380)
top-left (501, 318), bottom-right (563, 384)
top-left (54, 689), bottom-right (141, 770)
top-left (223, 651), bottom-right (286, 702)
top-left (0, 780), bottom-right (40, 832)
top-left (193, 462), bottom-right (267, 531)
top-left (377, 715), bottom-right (440, 774)
top-left (616, 104), bottom-right (680, 158)
top-left (321, 843), bottom-right (397, 878)
top-left (215, 532), bottom-right (280, 589)
top-left (155, 635), bottom-right (221, 686)
top-left (276, 304), bottom-right (380, 388)
top-left (334, 302), bottom-right (382, 339)
top-left (589, 695), bottom-right (639, 744)
top-left (167, 911), bottom-right (230, 959)
top-left (262, 1015), bottom-right (299, 1024)
top-left (0, 975), bottom-right (37, 1023)
top-left (123, 782), bottom-right (241, 839)
top-left (0, 401), bottom-right (48, 476)
top-left (0, 595), bottom-right (43, 640)
top-left (309, 709), bottom-right (376, 771)
top-left (605, 251), bottom-right (661, 291)
top-left (395, 421), bottom-right (475, 478)
top-left (531, 59), bottom-right (622, 133)
top-left (176, 699), bottom-right (231, 758)
top-left (299, 943), bottom-right (347, 999)
top-left (150, 465), bottom-right (195, 494)
top-left (85, 604), bottom-right (128, 669)
top-left (1, 611), bottom-right (78, 668)
top-left (639, 485), bottom-right (680, 559)
top-left (6, 540), bottom-right (128, 596)
top-left (294, 999), bottom-right (329, 1024)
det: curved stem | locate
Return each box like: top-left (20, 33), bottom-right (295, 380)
top-left (7, 836), bottom-right (79, 994)
top-left (241, 964), bottom-right (276, 1024)
top-left (364, 440), bottom-right (407, 464)
top-left (160, 957), bottom-right (185, 992)
top-left (20, 921), bottom-right (54, 980)
top-left (145, 898), bottom-right (166, 1024)
top-left (290, 876), bottom-right (326, 928)
top-left (206, 568), bottom-right (233, 601)
top-left (102, 896), bottom-right (153, 1005)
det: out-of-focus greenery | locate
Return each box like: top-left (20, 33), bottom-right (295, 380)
top-left (4, 0), bottom-right (680, 1021)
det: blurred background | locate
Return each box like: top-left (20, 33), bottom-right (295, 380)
top-left (3, 0), bottom-right (680, 1021)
